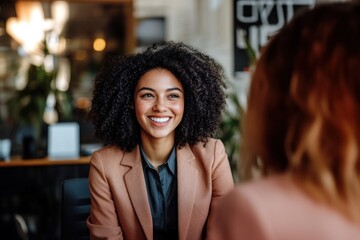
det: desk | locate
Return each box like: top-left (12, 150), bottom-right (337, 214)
top-left (0, 156), bottom-right (91, 240)
top-left (0, 156), bottom-right (90, 168)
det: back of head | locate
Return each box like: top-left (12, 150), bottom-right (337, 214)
top-left (244, 2), bottom-right (360, 223)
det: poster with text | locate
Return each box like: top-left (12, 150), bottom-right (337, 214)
top-left (234, 0), bottom-right (315, 75)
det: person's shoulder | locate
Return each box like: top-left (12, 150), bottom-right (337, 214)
top-left (215, 176), bottom-right (303, 240)
top-left (211, 176), bottom-right (280, 240)
top-left (185, 138), bottom-right (225, 160)
top-left (231, 174), bottom-right (300, 206)
top-left (219, 174), bottom-right (299, 224)
top-left (189, 138), bottom-right (224, 151)
top-left (93, 145), bottom-right (125, 156)
top-left (182, 139), bottom-right (228, 172)
top-left (229, 175), bottom-right (360, 239)
top-left (90, 145), bottom-right (127, 165)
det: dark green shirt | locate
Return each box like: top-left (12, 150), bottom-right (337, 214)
top-left (140, 146), bottom-right (178, 240)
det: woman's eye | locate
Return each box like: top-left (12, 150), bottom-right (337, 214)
top-left (169, 94), bottom-right (180, 99)
top-left (141, 93), bottom-right (153, 98)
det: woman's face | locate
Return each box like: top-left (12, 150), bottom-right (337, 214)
top-left (134, 68), bottom-right (185, 143)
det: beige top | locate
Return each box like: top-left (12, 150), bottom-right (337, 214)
top-left (209, 174), bottom-right (360, 240)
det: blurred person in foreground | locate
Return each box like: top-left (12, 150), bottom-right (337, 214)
top-left (209, 2), bottom-right (360, 240)
top-left (86, 41), bottom-right (234, 240)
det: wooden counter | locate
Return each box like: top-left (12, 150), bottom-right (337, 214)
top-left (0, 155), bottom-right (91, 240)
top-left (0, 156), bottom-right (91, 168)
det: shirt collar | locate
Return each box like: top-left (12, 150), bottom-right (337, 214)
top-left (140, 145), bottom-right (177, 175)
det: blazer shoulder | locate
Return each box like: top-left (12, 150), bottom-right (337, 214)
top-left (90, 145), bottom-right (126, 166)
top-left (189, 138), bottom-right (225, 154)
top-left (185, 138), bottom-right (228, 170)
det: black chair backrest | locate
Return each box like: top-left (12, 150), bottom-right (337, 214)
top-left (61, 178), bottom-right (90, 240)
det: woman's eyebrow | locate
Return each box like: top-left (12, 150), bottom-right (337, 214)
top-left (137, 87), bottom-right (155, 93)
top-left (137, 87), bottom-right (183, 93)
top-left (166, 87), bottom-right (183, 93)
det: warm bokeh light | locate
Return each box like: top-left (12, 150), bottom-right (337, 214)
top-left (74, 50), bottom-right (88, 61)
top-left (51, 1), bottom-right (69, 35)
top-left (43, 92), bottom-right (58, 124)
top-left (6, 1), bottom-right (50, 53)
top-left (55, 58), bottom-right (71, 91)
top-left (5, 1), bottom-right (69, 54)
top-left (75, 97), bottom-right (91, 110)
top-left (93, 38), bottom-right (106, 52)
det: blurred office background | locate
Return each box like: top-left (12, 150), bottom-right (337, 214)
top-left (0, 0), bottom-right (344, 239)
top-left (0, 0), bottom-right (340, 157)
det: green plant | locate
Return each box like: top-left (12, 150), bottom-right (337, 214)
top-left (219, 87), bottom-right (245, 182)
top-left (8, 60), bottom-right (52, 138)
top-left (7, 41), bottom-right (72, 142)
top-left (244, 33), bottom-right (257, 68)
top-left (220, 33), bottom-right (257, 182)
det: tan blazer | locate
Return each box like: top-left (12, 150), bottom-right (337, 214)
top-left (209, 174), bottom-right (360, 240)
top-left (86, 138), bottom-right (234, 240)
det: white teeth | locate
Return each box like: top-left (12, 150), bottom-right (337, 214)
top-left (149, 117), bottom-right (170, 123)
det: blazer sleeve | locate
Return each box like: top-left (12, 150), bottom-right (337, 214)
top-left (86, 151), bottom-right (124, 240)
top-left (206, 140), bottom-right (235, 235)
top-left (208, 186), bottom-right (271, 240)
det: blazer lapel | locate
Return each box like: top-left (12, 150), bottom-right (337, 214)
top-left (177, 145), bottom-right (198, 240)
top-left (122, 146), bottom-right (153, 239)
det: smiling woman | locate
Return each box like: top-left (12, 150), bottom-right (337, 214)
top-left (87, 41), bottom-right (234, 240)
top-left (134, 68), bottom-right (185, 160)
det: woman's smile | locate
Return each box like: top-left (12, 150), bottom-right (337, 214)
top-left (149, 116), bottom-right (171, 124)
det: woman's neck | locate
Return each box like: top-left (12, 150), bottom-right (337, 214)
top-left (140, 136), bottom-right (175, 169)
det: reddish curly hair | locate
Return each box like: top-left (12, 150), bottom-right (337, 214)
top-left (243, 2), bottom-right (360, 223)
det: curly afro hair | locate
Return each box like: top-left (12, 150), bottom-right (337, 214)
top-left (89, 41), bottom-right (227, 151)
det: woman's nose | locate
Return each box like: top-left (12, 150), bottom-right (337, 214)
top-left (153, 99), bottom-right (167, 112)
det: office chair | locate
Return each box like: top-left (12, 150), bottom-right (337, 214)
top-left (61, 178), bottom-right (90, 240)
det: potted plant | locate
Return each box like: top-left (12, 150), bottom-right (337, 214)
top-left (219, 35), bottom-right (257, 181)
top-left (7, 41), bottom-right (72, 158)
